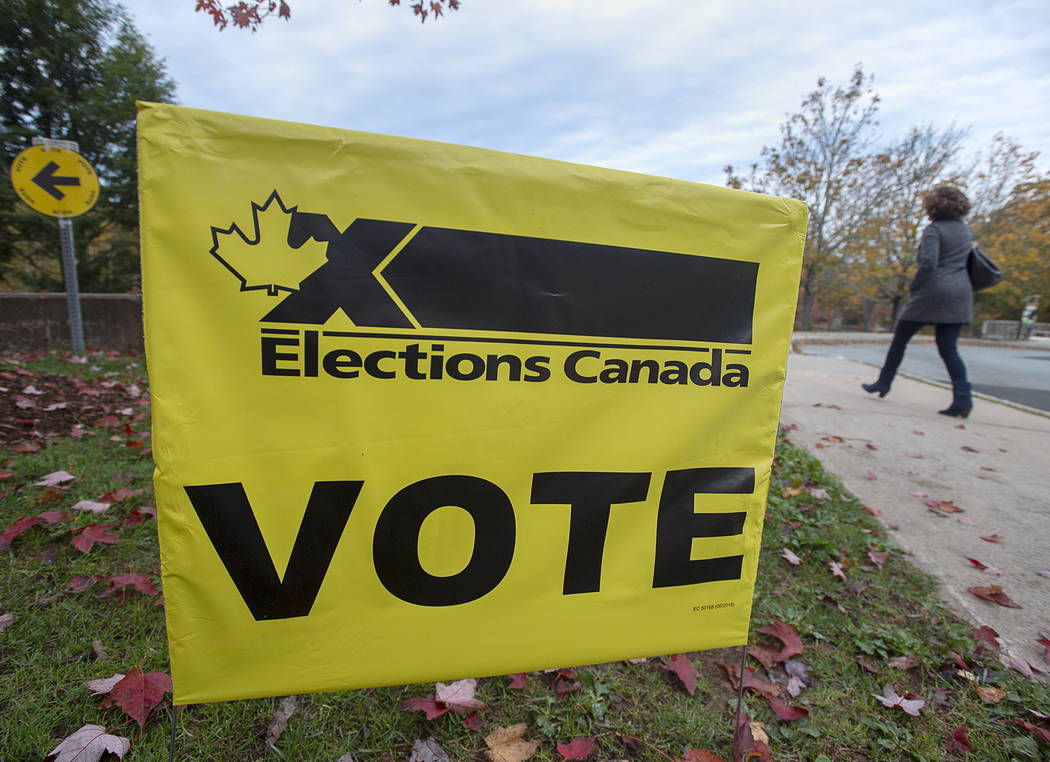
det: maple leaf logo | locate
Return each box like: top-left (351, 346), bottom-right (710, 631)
top-left (210, 191), bottom-right (328, 296)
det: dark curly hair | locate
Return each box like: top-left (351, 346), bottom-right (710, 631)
top-left (923, 186), bottom-right (971, 221)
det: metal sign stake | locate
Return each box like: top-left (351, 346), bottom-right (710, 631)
top-left (57, 215), bottom-right (86, 355)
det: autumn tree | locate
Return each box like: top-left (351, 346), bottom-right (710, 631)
top-left (725, 65), bottom-right (886, 330)
top-left (970, 176), bottom-right (1050, 323)
top-left (851, 125), bottom-right (968, 324)
top-left (0, 0), bottom-right (176, 291)
top-left (194, 0), bottom-right (461, 31)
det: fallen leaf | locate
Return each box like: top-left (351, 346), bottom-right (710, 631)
top-left (72, 500), bottom-right (111, 515)
top-left (780, 548), bottom-right (802, 565)
top-left (910, 490), bottom-right (928, 498)
top-left (863, 505), bottom-right (881, 516)
top-left (747, 644), bottom-right (780, 669)
top-left (436, 678), bottom-right (487, 714)
top-left (980, 465), bottom-right (997, 471)
top-left (0, 612), bottom-right (16, 633)
top-left (85, 673), bottom-right (125, 696)
top-left (966, 557), bottom-right (1002, 574)
top-left (68, 576), bottom-right (95, 592)
top-left (1039, 571), bottom-right (1050, 579)
top-left (265, 695), bottom-right (298, 746)
top-left (829, 560), bottom-right (847, 580)
top-left (44, 724), bottom-right (130, 762)
top-left (873, 685), bottom-right (925, 716)
top-left (71, 524), bottom-right (120, 553)
top-left (104, 573), bottom-right (158, 597)
top-left (865, 469), bottom-right (878, 480)
top-left (868, 550), bottom-right (889, 568)
top-left (409, 737), bottom-right (450, 762)
top-left (1037, 636), bottom-right (1050, 663)
top-left (945, 726), bottom-right (972, 754)
top-left (974, 684), bottom-right (1005, 703)
top-left (484, 723), bottom-right (540, 762)
top-left (765, 694), bottom-right (809, 721)
top-left (679, 751), bottom-right (728, 762)
top-left (463, 713), bottom-right (484, 732)
top-left (807, 487), bottom-right (830, 500)
top-left (973, 626), bottom-right (1001, 651)
top-left (980, 534), bottom-right (1004, 543)
top-left (968, 585), bottom-right (1021, 608)
top-left (961, 446), bottom-right (979, 453)
top-left (556, 737), bottom-right (597, 760)
top-left (400, 696), bottom-right (449, 720)
top-left (888, 654), bottom-right (920, 670)
top-left (756, 619), bottom-right (804, 661)
top-left (998, 653), bottom-right (1035, 679)
top-left (98, 668), bottom-right (173, 727)
top-left (732, 711), bottom-right (773, 762)
top-left (35, 470), bottom-right (76, 487)
top-left (1015, 719), bottom-right (1050, 745)
top-left (0, 511), bottom-right (69, 550)
top-left (912, 430), bottom-right (925, 435)
top-left (866, 443), bottom-right (878, 450)
top-left (664, 654), bottom-right (697, 695)
top-left (905, 452), bottom-right (925, 459)
top-left (506, 673), bottom-right (527, 689)
top-left (11, 442), bottom-right (41, 453)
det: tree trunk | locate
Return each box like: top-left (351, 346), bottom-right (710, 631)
top-left (799, 285), bottom-right (816, 331)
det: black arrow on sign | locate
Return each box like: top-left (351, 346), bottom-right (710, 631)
top-left (31, 161), bottom-right (81, 200)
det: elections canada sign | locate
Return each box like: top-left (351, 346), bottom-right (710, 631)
top-left (138, 103), bottom-right (806, 704)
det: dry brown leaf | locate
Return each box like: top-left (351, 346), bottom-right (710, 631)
top-left (265, 695), bottom-right (298, 746)
top-left (484, 724), bottom-right (540, 762)
top-left (974, 684), bottom-right (1006, 703)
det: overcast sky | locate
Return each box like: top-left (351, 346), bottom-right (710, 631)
top-left (127, 0), bottom-right (1050, 187)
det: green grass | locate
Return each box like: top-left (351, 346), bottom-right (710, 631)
top-left (1, 351), bottom-right (1048, 761)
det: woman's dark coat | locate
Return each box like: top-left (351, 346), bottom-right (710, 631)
top-left (897, 219), bottom-right (974, 324)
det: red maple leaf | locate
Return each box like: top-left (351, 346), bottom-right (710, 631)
top-left (679, 751), bottom-right (728, 762)
top-left (765, 694), bottom-right (809, 721)
top-left (556, 736), bottom-right (597, 760)
top-left (399, 696), bottom-right (449, 720)
top-left (945, 726), bottom-right (972, 754)
top-left (506, 673), bottom-right (527, 689)
top-left (756, 619), bottom-right (804, 661)
top-left (104, 574), bottom-right (158, 597)
top-left (0, 511), bottom-right (69, 551)
top-left (973, 626), bottom-right (1001, 651)
top-left (747, 644), bottom-right (780, 669)
top-left (1037, 636), bottom-right (1050, 664)
top-left (99, 668), bottom-right (173, 727)
top-left (967, 585), bottom-right (1021, 608)
top-left (71, 523), bottom-right (120, 553)
top-left (1015, 719), bottom-right (1050, 745)
top-left (462, 712), bottom-right (484, 731)
top-left (664, 654), bottom-right (697, 695)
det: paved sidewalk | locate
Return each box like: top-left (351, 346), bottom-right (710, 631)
top-left (780, 349), bottom-right (1050, 676)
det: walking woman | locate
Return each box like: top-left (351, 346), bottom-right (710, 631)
top-left (862, 186), bottom-right (975, 418)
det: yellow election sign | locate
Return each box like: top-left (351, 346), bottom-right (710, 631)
top-left (138, 102), bottom-right (807, 705)
top-left (10, 144), bottom-right (100, 218)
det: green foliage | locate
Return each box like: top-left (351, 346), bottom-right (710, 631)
top-left (0, 0), bottom-right (176, 292)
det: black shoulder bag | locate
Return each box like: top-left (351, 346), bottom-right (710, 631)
top-left (967, 247), bottom-right (1003, 291)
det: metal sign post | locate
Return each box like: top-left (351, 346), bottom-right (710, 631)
top-left (56, 215), bottom-right (86, 354)
top-left (9, 136), bottom-right (99, 355)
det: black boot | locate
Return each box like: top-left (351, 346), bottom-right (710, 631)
top-left (861, 369), bottom-right (894, 398)
top-left (939, 381), bottom-right (972, 418)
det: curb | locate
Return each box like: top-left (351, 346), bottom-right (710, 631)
top-left (791, 348), bottom-right (1050, 420)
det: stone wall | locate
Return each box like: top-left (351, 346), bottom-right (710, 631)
top-left (0, 293), bottom-right (143, 352)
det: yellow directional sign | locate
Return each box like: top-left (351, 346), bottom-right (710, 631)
top-left (10, 144), bottom-right (99, 218)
